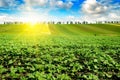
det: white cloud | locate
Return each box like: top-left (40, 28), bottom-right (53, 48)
top-left (0, 14), bottom-right (18, 24)
top-left (23, 0), bottom-right (73, 9)
top-left (49, 0), bottom-right (57, 7)
top-left (0, 13), bottom-right (49, 23)
top-left (56, 1), bottom-right (64, 8)
top-left (108, 13), bottom-right (120, 20)
top-left (16, 0), bottom-right (74, 16)
top-left (56, 0), bottom-right (73, 9)
top-left (66, 15), bottom-right (75, 20)
top-left (0, 0), bottom-right (18, 8)
top-left (82, 0), bottom-right (108, 15)
top-left (80, 0), bottom-right (120, 22)
top-left (66, 1), bottom-right (73, 9)
top-left (0, 15), bottom-right (6, 23)
top-left (24, 0), bottom-right (48, 7)
top-left (0, 15), bottom-right (6, 18)
top-left (79, 13), bottom-right (120, 22)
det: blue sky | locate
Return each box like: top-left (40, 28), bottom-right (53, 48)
top-left (0, 0), bottom-right (120, 23)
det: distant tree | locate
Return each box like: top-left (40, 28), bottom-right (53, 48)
top-left (86, 21), bottom-right (88, 24)
top-left (113, 21), bottom-right (116, 24)
top-left (82, 21), bottom-right (85, 24)
top-left (104, 21), bottom-right (107, 24)
top-left (111, 21), bottom-right (113, 23)
top-left (52, 21), bottom-right (55, 24)
top-left (75, 21), bottom-right (78, 24)
top-left (4, 22), bottom-right (6, 24)
top-left (67, 21), bottom-right (69, 24)
top-left (82, 21), bottom-right (88, 24)
top-left (70, 21), bottom-right (73, 24)
top-left (78, 22), bottom-right (81, 24)
top-left (108, 21), bottom-right (110, 24)
top-left (116, 21), bottom-right (119, 24)
top-left (47, 22), bottom-right (49, 24)
top-left (15, 22), bottom-right (18, 24)
top-left (57, 22), bottom-right (61, 24)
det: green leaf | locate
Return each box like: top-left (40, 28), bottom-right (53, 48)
top-left (8, 60), bottom-right (13, 64)
top-left (27, 73), bottom-right (35, 78)
top-left (0, 65), bottom-right (7, 74)
top-left (10, 66), bottom-right (17, 73)
top-left (93, 59), bottom-right (98, 63)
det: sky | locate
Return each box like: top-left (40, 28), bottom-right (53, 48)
top-left (0, 0), bottom-right (120, 23)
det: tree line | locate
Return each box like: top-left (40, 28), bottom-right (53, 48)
top-left (3, 21), bottom-right (120, 24)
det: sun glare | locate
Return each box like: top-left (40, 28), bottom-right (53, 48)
top-left (28, 22), bottom-right (37, 27)
top-left (21, 12), bottom-right (51, 35)
top-left (26, 17), bottom-right (38, 27)
top-left (24, 23), bottom-right (51, 35)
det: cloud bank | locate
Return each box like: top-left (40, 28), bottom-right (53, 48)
top-left (0, 0), bottom-right (120, 23)
top-left (81, 0), bottom-right (120, 22)
top-left (82, 0), bottom-right (108, 15)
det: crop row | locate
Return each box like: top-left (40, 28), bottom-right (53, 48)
top-left (0, 35), bottom-right (120, 80)
top-left (0, 44), bottom-right (120, 80)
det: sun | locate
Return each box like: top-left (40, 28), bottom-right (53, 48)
top-left (26, 17), bottom-right (38, 27)
top-left (22, 12), bottom-right (40, 26)
top-left (28, 21), bottom-right (37, 27)
top-left (21, 12), bottom-right (51, 35)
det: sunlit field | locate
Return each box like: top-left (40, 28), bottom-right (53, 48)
top-left (0, 24), bottom-right (120, 80)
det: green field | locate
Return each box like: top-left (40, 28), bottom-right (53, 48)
top-left (0, 24), bottom-right (120, 80)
